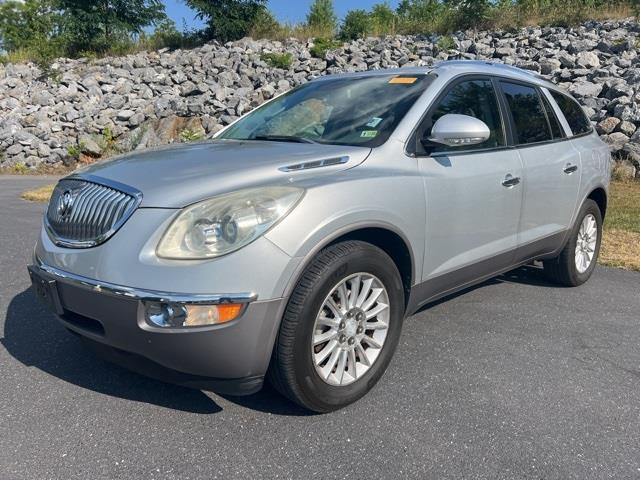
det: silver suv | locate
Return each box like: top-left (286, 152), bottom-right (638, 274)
top-left (29, 61), bottom-right (610, 412)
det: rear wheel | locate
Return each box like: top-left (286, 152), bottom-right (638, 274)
top-left (543, 199), bottom-right (602, 287)
top-left (268, 241), bottom-right (405, 413)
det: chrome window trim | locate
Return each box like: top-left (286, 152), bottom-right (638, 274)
top-left (44, 174), bottom-right (143, 249)
top-left (33, 256), bottom-right (258, 305)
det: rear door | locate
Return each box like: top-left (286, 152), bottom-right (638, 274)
top-left (497, 80), bottom-right (581, 259)
top-left (413, 77), bottom-right (524, 300)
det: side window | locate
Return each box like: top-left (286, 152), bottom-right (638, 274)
top-left (550, 90), bottom-right (593, 136)
top-left (500, 81), bottom-right (552, 145)
top-left (427, 79), bottom-right (505, 152)
top-left (541, 93), bottom-right (565, 139)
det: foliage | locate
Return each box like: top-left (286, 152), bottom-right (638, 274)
top-left (66, 142), bottom-right (83, 160)
top-left (140, 18), bottom-right (196, 51)
top-left (0, 0), bottom-right (635, 61)
top-left (179, 128), bottom-right (205, 143)
top-left (98, 127), bottom-right (121, 156)
top-left (340, 10), bottom-right (372, 40)
top-left (306, 0), bottom-right (338, 37)
top-left (0, 0), bottom-right (65, 74)
top-left (437, 35), bottom-right (457, 51)
top-left (370, 3), bottom-right (397, 35)
top-left (12, 162), bottom-right (29, 174)
top-left (56, 0), bottom-right (166, 55)
top-left (445, 0), bottom-right (492, 30)
top-left (250, 9), bottom-right (285, 40)
top-left (396, 0), bottom-right (448, 33)
top-left (309, 37), bottom-right (342, 58)
top-left (185, 0), bottom-right (268, 42)
top-left (0, 0), bottom-right (59, 52)
top-left (0, 0), bottom-right (174, 60)
top-left (261, 52), bottom-right (293, 69)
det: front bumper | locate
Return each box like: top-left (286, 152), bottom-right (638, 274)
top-left (28, 259), bottom-right (285, 395)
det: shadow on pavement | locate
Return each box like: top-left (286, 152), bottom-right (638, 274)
top-left (415, 264), bottom-right (562, 314)
top-left (497, 264), bottom-right (569, 288)
top-left (2, 288), bottom-right (311, 416)
top-left (2, 266), bottom-right (557, 416)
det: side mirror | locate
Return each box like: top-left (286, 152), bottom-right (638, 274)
top-left (425, 114), bottom-right (490, 148)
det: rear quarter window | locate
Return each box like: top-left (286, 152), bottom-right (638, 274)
top-left (550, 90), bottom-right (593, 136)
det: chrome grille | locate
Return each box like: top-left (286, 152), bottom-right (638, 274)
top-left (45, 177), bottom-right (141, 248)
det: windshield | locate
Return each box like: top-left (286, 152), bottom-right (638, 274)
top-left (219, 74), bottom-right (434, 148)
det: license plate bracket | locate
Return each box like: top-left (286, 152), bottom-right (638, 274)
top-left (28, 266), bottom-right (64, 315)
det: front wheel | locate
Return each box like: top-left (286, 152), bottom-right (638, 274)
top-left (268, 241), bottom-right (405, 413)
top-left (544, 199), bottom-right (602, 287)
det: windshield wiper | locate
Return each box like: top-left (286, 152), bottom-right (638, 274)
top-left (253, 135), bottom-right (318, 144)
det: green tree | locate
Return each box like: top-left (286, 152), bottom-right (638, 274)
top-left (340, 10), bottom-right (371, 40)
top-left (395, 0), bottom-right (447, 33)
top-left (185, 0), bottom-right (268, 42)
top-left (57, 0), bottom-right (166, 54)
top-left (306, 0), bottom-right (337, 36)
top-left (0, 0), bottom-right (60, 52)
top-left (445, 0), bottom-right (492, 29)
top-left (370, 2), bottom-right (397, 34)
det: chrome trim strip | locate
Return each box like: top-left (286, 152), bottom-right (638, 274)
top-left (33, 257), bottom-right (258, 305)
top-left (45, 175), bottom-right (143, 249)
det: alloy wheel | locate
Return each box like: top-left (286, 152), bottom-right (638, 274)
top-left (575, 213), bottom-right (598, 274)
top-left (311, 273), bottom-right (391, 386)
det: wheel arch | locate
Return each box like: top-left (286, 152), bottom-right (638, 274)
top-left (586, 187), bottom-right (608, 220)
top-left (281, 223), bottom-right (416, 311)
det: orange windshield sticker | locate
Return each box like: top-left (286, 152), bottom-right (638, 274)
top-left (389, 77), bottom-right (418, 84)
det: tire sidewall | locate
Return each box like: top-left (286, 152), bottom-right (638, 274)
top-left (291, 244), bottom-right (404, 412)
top-left (567, 200), bottom-right (603, 285)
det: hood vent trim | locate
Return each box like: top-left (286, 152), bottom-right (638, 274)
top-left (279, 156), bottom-right (349, 173)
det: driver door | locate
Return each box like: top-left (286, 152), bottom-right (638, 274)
top-left (414, 77), bottom-right (524, 300)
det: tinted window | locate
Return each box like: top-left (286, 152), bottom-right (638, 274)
top-left (550, 90), bottom-right (593, 135)
top-left (541, 93), bottom-right (565, 139)
top-left (500, 82), bottom-right (551, 144)
top-left (427, 79), bottom-right (505, 152)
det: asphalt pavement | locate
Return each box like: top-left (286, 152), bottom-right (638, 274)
top-left (1, 175), bottom-right (639, 480)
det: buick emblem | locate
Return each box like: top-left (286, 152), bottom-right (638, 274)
top-left (57, 190), bottom-right (74, 218)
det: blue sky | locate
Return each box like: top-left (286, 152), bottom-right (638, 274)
top-left (165, 1), bottom-right (401, 29)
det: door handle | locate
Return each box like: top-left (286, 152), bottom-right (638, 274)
top-left (501, 174), bottom-right (521, 188)
top-left (563, 164), bottom-right (578, 174)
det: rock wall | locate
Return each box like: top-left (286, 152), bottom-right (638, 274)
top-left (1, 18), bottom-right (639, 173)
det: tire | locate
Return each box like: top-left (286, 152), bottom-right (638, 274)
top-left (268, 240), bottom-right (405, 413)
top-left (543, 199), bottom-right (602, 287)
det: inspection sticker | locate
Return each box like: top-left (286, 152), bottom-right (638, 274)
top-left (389, 76), bottom-right (418, 84)
top-left (361, 130), bottom-right (378, 138)
top-left (366, 117), bottom-right (383, 128)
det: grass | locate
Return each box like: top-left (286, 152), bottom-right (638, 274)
top-left (600, 180), bottom-right (640, 271)
top-left (18, 180), bottom-right (640, 271)
top-left (21, 184), bottom-right (55, 202)
top-left (310, 37), bottom-right (342, 59)
top-left (260, 52), bottom-right (293, 69)
top-left (0, 163), bottom-right (72, 176)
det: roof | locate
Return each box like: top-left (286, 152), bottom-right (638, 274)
top-left (311, 60), bottom-right (560, 92)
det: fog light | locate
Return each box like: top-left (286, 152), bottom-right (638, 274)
top-left (144, 301), bottom-right (243, 328)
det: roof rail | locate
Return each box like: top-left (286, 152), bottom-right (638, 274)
top-left (434, 60), bottom-right (546, 80)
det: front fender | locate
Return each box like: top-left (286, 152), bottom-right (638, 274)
top-left (265, 173), bottom-right (426, 298)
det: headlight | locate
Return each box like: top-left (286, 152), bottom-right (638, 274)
top-left (157, 186), bottom-right (304, 259)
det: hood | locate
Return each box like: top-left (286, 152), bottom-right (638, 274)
top-left (73, 140), bottom-right (371, 208)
